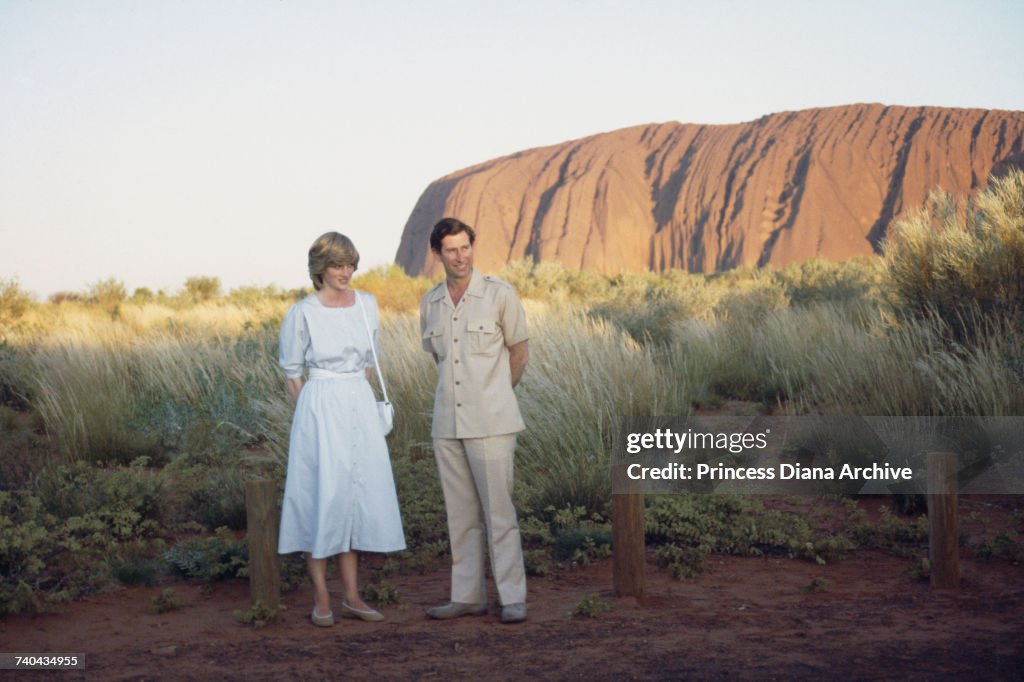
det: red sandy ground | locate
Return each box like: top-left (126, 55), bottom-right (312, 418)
top-left (2, 521), bottom-right (1022, 682)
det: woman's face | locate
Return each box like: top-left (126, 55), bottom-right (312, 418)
top-left (321, 263), bottom-right (355, 292)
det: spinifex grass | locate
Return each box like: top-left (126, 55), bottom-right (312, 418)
top-left (514, 305), bottom-right (691, 511)
top-left (16, 301), bottom-right (289, 463)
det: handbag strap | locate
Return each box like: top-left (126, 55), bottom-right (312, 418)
top-left (357, 291), bottom-right (390, 404)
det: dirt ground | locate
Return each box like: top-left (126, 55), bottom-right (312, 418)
top-left (3, 519), bottom-right (1023, 682)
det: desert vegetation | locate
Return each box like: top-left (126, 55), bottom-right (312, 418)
top-left (1, 171), bottom-right (1022, 615)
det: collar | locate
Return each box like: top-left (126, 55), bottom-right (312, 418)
top-left (464, 269), bottom-right (485, 299)
top-left (430, 269), bottom-right (484, 305)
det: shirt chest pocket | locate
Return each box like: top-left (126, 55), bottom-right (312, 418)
top-left (466, 317), bottom-right (499, 355)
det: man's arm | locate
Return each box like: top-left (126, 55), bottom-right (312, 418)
top-left (508, 340), bottom-right (528, 387)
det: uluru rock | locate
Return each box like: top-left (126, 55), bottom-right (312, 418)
top-left (395, 104), bottom-right (1024, 278)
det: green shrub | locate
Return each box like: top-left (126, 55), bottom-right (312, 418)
top-left (655, 543), bottom-right (705, 580)
top-left (517, 514), bottom-right (556, 576)
top-left (362, 580), bottom-right (399, 606)
top-left (500, 260), bottom-right (612, 303)
top-left (0, 485), bottom-right (154, 613)
top-left (234, 599), bottom-right (283, 627)
top-left (553, 526), bottom-right (612, 565)
top-left (591, 292), bottom-right (693, 347)
top-left (353, 264), bottom-right (433, 312)
top-left (227, 285), bottom-right (292, 307)
top-left (48, 291), bottom-right (84, 304)
top-left (192, 466), bottom-right (248, 531)
top-left (713, 279), bottom-right (790, 325)
top-left (0, 491), bottom-right (54, 614)
top-left (163, 529), bottom-right (248, 585)
top-left (111, 551), bottom-right (161, 588)
top-left (34, 459), bottom-right (167, 535)
top-left (0, 341), bottom-right (30, 411)
top-left (778, 258), bottom-right (882, 306)
top-left (151, 587), bottom-right (183, 614)
top-left (111, 557), bottom-right (161, 587)
top-left (523, 548), bottom-right (552, 576)
top-left (0, 278), bottom-right (32, 337)
top-left (975, 531), bottom-right (1023, 562)
top-left (165, 456), bottom-right (251, 532)
top-left (646, 496), bottom-right (851, 578)
top-left (881, 170), bottom-right (1024, 343)
top-left (110, 538), bottom-right (167, 587)
top-left (0, 406), bottom-right (54, 491)
top-left (131, 287), bottom-right (155, 304)
top-left (572, 592), bottom-right (612, 618)
top-left (518, 514), bottom-right (556, 546)
top-left (850, 506), bottom-right (928, 553)
top-left (802, 576), bottom-right (832, 593)
top-left (183, 276), bottom-right (222, 303)
top-left (86, 278), bottom-right (127, 316)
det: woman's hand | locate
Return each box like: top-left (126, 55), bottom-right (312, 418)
top-left (286, 377), bottom-right (304, 402)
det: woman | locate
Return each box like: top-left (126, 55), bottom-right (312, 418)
top-left (277, 232), bottom-right (405, 626)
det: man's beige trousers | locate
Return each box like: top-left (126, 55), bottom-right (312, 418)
top-left (433, 434), bottom-right (527, 606)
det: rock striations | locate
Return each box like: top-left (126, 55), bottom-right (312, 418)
top-left (396, 104), bottom-right (1024, 278)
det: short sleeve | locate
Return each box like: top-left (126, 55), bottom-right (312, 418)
top-left (498, 288), bottom-right (529, 347)
top-left (278, 303), bottom-right (309, 379)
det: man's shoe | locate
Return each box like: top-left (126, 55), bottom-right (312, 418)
top-left (426, 602), bottom-right (488, 619)
top-left (500, 603), bottom-right (527, 624)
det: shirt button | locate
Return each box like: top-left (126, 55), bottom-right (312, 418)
top-left (454, 360), bottom-right (459, 364)
top-left (454, 338), bottom-right (458, 343)
top-left (457, 403), bottom-right (462, 407)
top-left (453, 317), bottom-right (458, 321)
top-left (456, 381), bottom-right (460, 385)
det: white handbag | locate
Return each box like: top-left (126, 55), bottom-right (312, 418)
top-left (357, 292), bottom-right (394, 435)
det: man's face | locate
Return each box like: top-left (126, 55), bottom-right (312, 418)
top-left (437, 231), bottom-right (474, 282)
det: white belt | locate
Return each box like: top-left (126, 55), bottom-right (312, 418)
top-left (308, 368), bottom-right (364, 380)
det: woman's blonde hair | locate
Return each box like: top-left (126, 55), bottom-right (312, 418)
top-left (308, 232), bottom-right (360, 290)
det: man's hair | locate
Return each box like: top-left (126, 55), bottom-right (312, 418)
top-left (308, 232), bottom-right (359, 291)
top-left (430, 217), bottom-right (476, 253)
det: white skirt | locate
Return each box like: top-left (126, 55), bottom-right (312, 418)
top-left (277, 370), bottom-right (406, 557)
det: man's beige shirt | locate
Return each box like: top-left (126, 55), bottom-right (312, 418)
top-left (420, 269), bottom-right (528, 439)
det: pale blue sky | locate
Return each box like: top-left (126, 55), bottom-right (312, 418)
top-left (2, 0), bottom-right (1022, 298)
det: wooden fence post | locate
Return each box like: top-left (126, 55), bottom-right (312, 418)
top-left (245, 479), bottom-right (281, 608)
top-left (612, 465), bottom-right (645, 598)
top-left (927, 452), bottom-right (959, 589)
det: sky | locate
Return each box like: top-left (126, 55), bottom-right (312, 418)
top-left (2, 0), bottom-right (1023, 299)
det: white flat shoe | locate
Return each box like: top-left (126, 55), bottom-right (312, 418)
top-left (341, 601), bottom-right (384, 622)
top-left (312, 606), bottom-right (334, 627)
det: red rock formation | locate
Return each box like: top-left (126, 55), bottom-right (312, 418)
top-left (396, 104), bottom-right (1024, 278)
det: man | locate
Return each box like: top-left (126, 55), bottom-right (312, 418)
top-left (420, 217), bottom-right (530, 624)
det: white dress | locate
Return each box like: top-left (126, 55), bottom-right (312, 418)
top-left (277, 291), bottom-right (406, 558)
